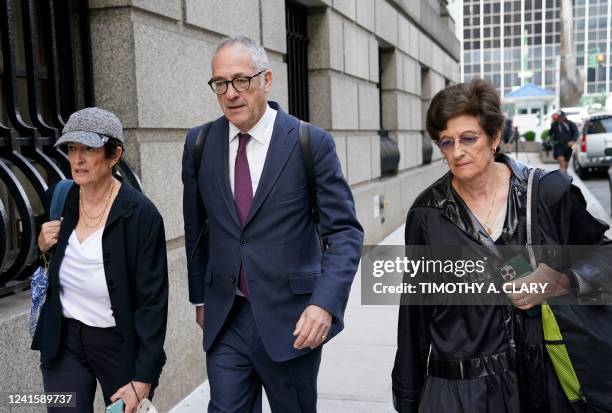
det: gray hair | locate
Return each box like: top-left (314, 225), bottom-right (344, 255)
top-left (213, 35), bottom-right (271, 72)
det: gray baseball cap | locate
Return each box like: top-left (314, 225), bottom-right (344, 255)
top-left (54, 107), bottom-right (124, 148)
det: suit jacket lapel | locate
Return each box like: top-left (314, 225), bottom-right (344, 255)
top-left (207, 119), bottom-right (241, 228)
top-left (244, 110), bottom-right (297, 227)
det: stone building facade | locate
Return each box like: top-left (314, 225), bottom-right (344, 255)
top-left (1, 0), bottom-right (459, 410)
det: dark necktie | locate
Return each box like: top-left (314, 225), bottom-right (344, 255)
top-left (234, 133), bottom-right (253, 298)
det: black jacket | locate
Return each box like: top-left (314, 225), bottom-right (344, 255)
top-left (550, 120), bottom-right (578, 148)
top-left (31, 181), bottom-right (168, 384)
top-left (392, 154), bottom-right (611, 413)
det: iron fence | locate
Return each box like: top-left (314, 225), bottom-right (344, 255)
top-left (0, 0), bottom-right (140, 296)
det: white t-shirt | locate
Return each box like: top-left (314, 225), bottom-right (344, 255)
top-left (59, 228), bottom-right (115, 327)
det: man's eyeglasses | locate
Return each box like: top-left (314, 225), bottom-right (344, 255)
top-left (436, 134), bottom-right (481, 153)
top-left (208, 70), bottom-right (266, 95)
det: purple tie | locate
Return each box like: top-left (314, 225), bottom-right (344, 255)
top-left (234, 133), bottom-right (253, 298)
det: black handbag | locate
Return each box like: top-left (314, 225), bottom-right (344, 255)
top-left (548, 304), bottom-right (612, 412)
top-left (527, 168), bottom-right (612, 413)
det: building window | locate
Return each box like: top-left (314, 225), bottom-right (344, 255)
top-left (378, 48), bottom-right (400, 175)
top-left (285, 0), bottom-right (309, 121)
top-left (1, 0), bottom-right (94, 134)
top-left (0, 0), bottom-right (141, 293)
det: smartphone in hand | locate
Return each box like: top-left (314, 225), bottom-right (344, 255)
top-left (106, 399), bottom-right (125, 413)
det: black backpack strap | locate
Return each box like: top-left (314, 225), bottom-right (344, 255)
top-left (49, 179), bottom-right (74, 220)
top-left (298, 121), bottom-right (324, 250)
top-left (188, 122), bottom-right (212, 264)
top-left (194, 122), bottom-right (212, 180)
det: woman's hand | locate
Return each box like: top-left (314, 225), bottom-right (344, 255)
top-left (504, 263), bottom-right (573, 310)
top-left (38, 219), bottom-right (62, 253)
top-left (110, 381), bottom-right (151, 413)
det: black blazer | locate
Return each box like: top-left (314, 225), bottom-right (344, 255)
top-left (31, 180), bottom-right (169, 384)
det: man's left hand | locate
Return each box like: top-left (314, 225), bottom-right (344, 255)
top-left (504, 263), bottom-right (573, 310)
top-left (293, 305), bottom-right (332, 349)
top-left (110, 381), bottom-right (151, 413)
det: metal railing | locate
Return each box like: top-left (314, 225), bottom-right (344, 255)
top-left (0, 0), bottom-right (141, 296)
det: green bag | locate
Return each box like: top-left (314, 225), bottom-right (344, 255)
top-left (540, 303), bottom-right (584, 403)
top-left (526, 168), bottom-right (585, 405)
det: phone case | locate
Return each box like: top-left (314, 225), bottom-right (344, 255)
top-left (499, 254), bottom-right (532, 282)
top-left (106, 399), bottom-right (125, 413)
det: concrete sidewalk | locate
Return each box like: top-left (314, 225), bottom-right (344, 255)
top-left (171, 154), bottom-right (611, 412)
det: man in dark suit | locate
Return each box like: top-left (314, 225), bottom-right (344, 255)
top-left (181, 36), bottom-right (363, 412)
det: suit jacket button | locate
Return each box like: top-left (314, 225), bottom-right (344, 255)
top-left (240, 239), bottom-right (247, 246)
top-left (230, 277), bottom-right (236, 283)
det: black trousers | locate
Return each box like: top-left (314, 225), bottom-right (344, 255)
top-left (40, 317), bottom-right (125, 413)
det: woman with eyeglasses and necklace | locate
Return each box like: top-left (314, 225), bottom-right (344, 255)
top-left (32, 107), bottom-right (168, 413)
top-left (391, 79), bottom-right (612, 412)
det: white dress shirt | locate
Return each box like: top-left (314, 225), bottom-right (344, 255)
top-left (228, 104), bottom-right (277, 195)
top-left (195, 104), bottom-right (277, 306)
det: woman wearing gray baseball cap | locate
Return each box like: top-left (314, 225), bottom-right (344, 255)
top-left (31, 107), bottom-right (168, 413)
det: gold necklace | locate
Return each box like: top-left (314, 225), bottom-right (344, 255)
top-left (80, 181), bottom-right (115, 228)
top-left (456, 169), bottom-right (500, 235)
top-left (80, 190), bottom-right (107, 220)
top-left (483, 171), bottom-right (500, 235)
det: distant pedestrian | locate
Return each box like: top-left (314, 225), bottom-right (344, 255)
top-left (511, 125), bottom-right (520, 144)
top-left (502, 114), bottom-right (513, 151)
top-left (550, 110), bottom-right (578, 174)
top-left (542, 131), bottom-right (553, 158)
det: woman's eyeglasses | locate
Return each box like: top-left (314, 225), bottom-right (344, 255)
top-left (436, 134), bottom-right (481, 153)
